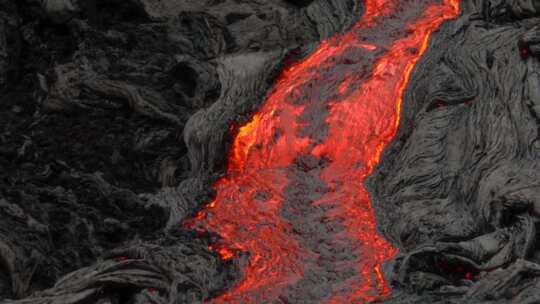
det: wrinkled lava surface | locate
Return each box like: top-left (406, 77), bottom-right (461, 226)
top-left (185, 0), bottom-right (460, 302)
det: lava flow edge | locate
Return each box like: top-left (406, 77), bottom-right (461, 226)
top-left (184, 1), bottom-right (461, 303)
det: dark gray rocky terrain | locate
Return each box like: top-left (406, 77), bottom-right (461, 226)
top-left (369, 0), bottom-right (540, 303)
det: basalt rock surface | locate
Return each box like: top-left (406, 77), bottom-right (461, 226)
top-left (368, 0), bottom-right (540, 303)
top-left (0, 0), bottom-right (361, 303)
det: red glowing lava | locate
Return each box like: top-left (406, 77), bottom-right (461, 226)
top-left (185, 0), bottom-right (460, 303)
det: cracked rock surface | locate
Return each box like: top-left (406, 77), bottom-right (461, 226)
top-left (368, 0), bottom-right (540, 303)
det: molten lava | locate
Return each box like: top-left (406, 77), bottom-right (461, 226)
top-left (185, 0), bottom-right (460, 303)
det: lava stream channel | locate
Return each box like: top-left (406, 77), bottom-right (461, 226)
top-left (185, 0), bottom-right (460, 303)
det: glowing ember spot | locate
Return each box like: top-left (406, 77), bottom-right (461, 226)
top-left (186, 0), bottom-right (460, 303)
top-left (209, 245), bottom-right (236, 261)
top-left (520, 45), bottom-right (530, 59)
top-left (195, 210), bottom-right (205, 220)
top-left (231, 114), bottom-right (262, 172)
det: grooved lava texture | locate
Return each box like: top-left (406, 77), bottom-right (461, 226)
top-left (186, 0), bottom-right (460, 302)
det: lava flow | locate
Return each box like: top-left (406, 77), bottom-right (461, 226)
top-left (185, 0), bottom-right (460, 303)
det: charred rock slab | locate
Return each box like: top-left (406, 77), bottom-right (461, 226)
top-left (368, 1), bottom-right (540, 303)
top-left (286, 0), bottom-right (315, 7)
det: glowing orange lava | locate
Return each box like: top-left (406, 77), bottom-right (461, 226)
top-left (185, 0), bottom-right (460, 303)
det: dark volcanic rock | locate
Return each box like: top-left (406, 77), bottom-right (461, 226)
top-left (367, 1), bottom-right (540, 303)
top-left (0, 0), bottom-right (20, 90)
top-left (286, 0), bottom-right (316, 8)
